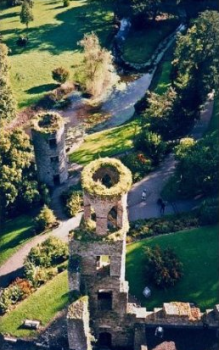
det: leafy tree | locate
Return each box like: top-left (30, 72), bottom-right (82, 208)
top-left (52, 67), bottom-right (70, 84)
top-left (0, 44), bottom-right (16, 121)
top-left (145, 245), bottom-right (183, 289)
top-left (134, 131), bottom-right (166, 165)
top-left (34, 205), bottom-right (57, 231)
top-left (173, 11), bottom-right (219, 107)
top-left (20, 0), bottom-right (34, 29)
top-left (63, 0), bottom-right (70, 7)
top-left (174, 132), bottom-right (219, 197)
top-left (76, 33), bottom-right (117, 98)
top-left (0, 128), bottom-right (40, 222)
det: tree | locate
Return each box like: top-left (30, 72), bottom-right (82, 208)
top-left (174, 131), bottom-right (219, 197)
top-left (145, 245), bottom-right (183, 289)
top-left (0, 44), bottom-right (16, 121)
top-left (134, 131), bottom-right (166, 165)
top-left (76, 33), bottom-right (117, 99)
top-left (0, 128), bottom-right (40, 222)
top-left (52, 67), bottom-right (70, 84)
top-left (173, 11), bottom-right (219, 107)
top-left (20, 0), bottom-right (34, 30)
top-left (34, 205), bottom-right (57, 231)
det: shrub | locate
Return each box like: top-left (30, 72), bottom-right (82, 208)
top-left (52, 66), bottom-right (70, 84)
top-left (66, 191), bottom-right (83, 217)
top-left (25, 236), bottom-right (69, 269)
top-left (145, 245), bottom-right (183, 289)
top-left (63, 0), bottom-right (70, 7)
top-left (121, 152), bottom-right (152, 182)
top-left (198, 197), bottom-right (219, 225)
top-left (34, 205), bottom-right (57, 232)
top-left (134, 131), bottom-right (167, 165)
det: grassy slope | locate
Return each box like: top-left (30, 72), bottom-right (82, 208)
top-left (0, 0), bottom-right (114, 108)
top-left (126, 225), bottom-right (219, 311)
top-left (69, 118), bottom-right (141, 164)
top-left (0, 271), bottom-right (68, 337)
top-left (123, 18), bottom-right (178, 64)
top-left (0, 215), bottom-right (34, 267)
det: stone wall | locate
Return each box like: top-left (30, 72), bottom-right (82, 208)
top-left (31, 124), bottom-right (68, 187)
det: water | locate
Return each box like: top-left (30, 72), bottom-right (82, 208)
top-left (57, 22), bottom-right (185, 132)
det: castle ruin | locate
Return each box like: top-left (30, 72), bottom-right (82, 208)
top-left (31, 112), bottom-right (68, 187)
top-left (67, 158), bottom-right (219, 350)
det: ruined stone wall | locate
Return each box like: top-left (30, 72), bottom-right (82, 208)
top-left (31, 125), bottom-right (68, 186)
top-left (69, 240), bottom-right (126, 280)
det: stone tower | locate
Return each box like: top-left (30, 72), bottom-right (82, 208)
top-left (67, 158), bottom-right (147, 350)
top-left (31, 112), bottom-right (68, 187)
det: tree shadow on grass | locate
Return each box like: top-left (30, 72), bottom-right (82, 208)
top-left (25, 83), bottom-right (59, 95)
top-left (4, 2), bottom-right (114, 56)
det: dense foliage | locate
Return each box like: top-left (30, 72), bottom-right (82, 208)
top-left (34, 205), bottom-right (57, 231)
top-left (0, 129), bottom-right (41, 221)
top-left (174, 132), bottom-right (219, 197)
top-left (20, 0), bottom-right (34, 29)
top-left (145, 245), bottom-right (183, 289)
top-left (0, 44), bottom-right (16, 121)
top-left (52, 67), bottom-right (70, 84)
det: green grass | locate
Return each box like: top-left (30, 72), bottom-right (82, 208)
top-left (126, 225), bottom-right (219, 311)
top-left (69, 118), bottom-right (141, 165)
top-left (0, 0), bottom-right (114, 108)
top-left (0, 215), bottom-right (34, 267)
top-left (123, 18), bottom-right (178, 64)
top-left (0, 271), bottom-right (69, 337)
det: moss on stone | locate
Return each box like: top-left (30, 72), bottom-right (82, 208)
top-left (81, 158), bottom-right (132, 200)
top-left (31, 112), bottom-right (64, 134)
top-left (67, 296), bottom-right (89, 319)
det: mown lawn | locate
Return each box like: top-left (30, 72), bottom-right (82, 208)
top-left (126, 225), bottom-right (219, 311)
top-left (0, 0), bottom-right (114, 108)
top-left (0, 271), bottom-right (68, 337)
top-left (69, 118), bottom-right (141, 164)
top-left (123, 18), bottom-right (179, 64)
top-left (0, 215), bottom-right (34, 267)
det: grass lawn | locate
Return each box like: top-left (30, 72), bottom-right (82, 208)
top-left (123, 18), bottom-right (178, 64)
top-left (0, 215), bottom-right (34, 267)
top-left (0, 0), bottom-right (114, 108)
top-left (69, 118), bottom-right (141, 165)
top-left (0, 271), bottom-right (68, 337)
top-left (126, 225), bottom-right (219, 311)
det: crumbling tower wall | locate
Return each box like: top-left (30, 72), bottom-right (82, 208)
top-left (31, 112), bottom-right (68, 187)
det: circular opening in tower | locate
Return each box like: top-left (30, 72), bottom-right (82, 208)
top-left (32, 112), bottom-right (64, 134)
top-left (92, 166), bottom-right (119, 189)
top-left (81, 158), bottom-right (132, 199)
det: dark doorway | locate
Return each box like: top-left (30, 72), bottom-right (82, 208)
top-left (98, 291), bottom-right (112, 311)
top-left (98, 332), bottom-right (112, 348)
top-left (53, 174), bottom-right (60, 186)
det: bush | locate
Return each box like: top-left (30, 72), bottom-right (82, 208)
top-left (63, 0), bottom-right (70, 6)
top-left (66, 191), bottom-right (83, 217)
top-left (145, 245), bottom-right (183, 289)
top-left (198, 198), bottom-right (219, 225)
top-left (121, 152), bottom-right (152, 182)
top-left (25, 236), bottom-right (69, 268)
top-left (134, 131), bottom-right (167, 165)
top-left (34, 205), bottom-right (57, 232)
top-left (52, 66), bottom-right (70, 84)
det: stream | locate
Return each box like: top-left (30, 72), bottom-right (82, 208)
top-left (57, 20), bottom-right (186, 133)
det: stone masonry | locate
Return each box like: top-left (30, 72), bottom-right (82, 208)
top-left (31, 112), bottom-right (68, 187)
top-left (67, 158), bottom-right (219, 350)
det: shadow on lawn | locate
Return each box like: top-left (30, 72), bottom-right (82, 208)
top-left (25, 83), bottom-right (58, 94)
top-left (5, 2), bottom-right (114, 56)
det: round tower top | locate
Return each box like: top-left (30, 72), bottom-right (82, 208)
top-left (81, 157), bottom-right (132, 200)
top-left (31, 112), bottom-right (64, 134)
